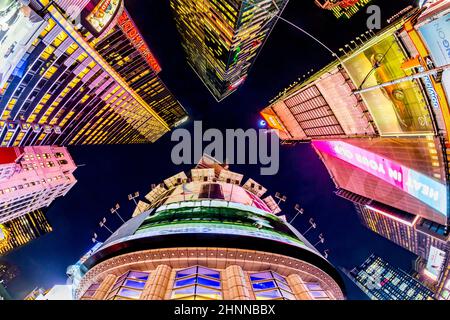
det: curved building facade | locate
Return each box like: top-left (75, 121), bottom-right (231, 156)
top-left (74, 156), bottom-right (345, 300)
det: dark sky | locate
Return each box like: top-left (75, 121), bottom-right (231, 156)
top-left (1, 0), bottom-right (418, 300)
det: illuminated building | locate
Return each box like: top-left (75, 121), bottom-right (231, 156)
top-left (0, 262), bottom-right (18, 285)
top-left (315, 0), bottom-right (372, 19)
top-left (351, 201), bottom-right (449, 264)
top-left (0, 283), bottom-right (12, 300)
top-left (0, 0), bottom-right (187, 147)
top-left (346, 254), bottom-right (434, 300)
top-left (0, 209), bottom-right (53, 256)
top-left (24, 287), bottom-right (47, 300)
top-left (74, 156), bottom-right (345, 300)
top-left (0, 146), bottom-right (77, 224)
top-left (170, 0), bottom-right (290, 101)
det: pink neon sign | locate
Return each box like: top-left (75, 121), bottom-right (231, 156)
top-left (313, 140), bottom-right (447, 216)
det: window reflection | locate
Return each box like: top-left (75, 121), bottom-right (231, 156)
top-left (250, 271), bottom-right (295, 300)
top-left (106, 271), bottom-right (150, 300)
top-left (171, 266), bottom-right (222, 300)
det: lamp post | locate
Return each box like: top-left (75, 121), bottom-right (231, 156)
top-left (110, 203), bottom-right (125, 223)
top-left (128, 192), bottom-right (140, 206)
top-left (303, 218), bottom-right (317, 235)
top-left (324, 249), bottom-right (330, 259)
top-left (99, 217), bottom-right (113, 235)
top-left (275, 192), bottom-right (287, 205)
top-left (289, 204), bottom-right (304, 224)
top-left (92, 233), bottom-right (99, 244)
top-left (314, 233), bottom-right (325, 247)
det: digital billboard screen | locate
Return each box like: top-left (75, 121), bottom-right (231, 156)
top-left (424, 246), bottom-right (446, 281)
top-left (82, 0), bottom-right (123, 37)
top-left (419, 13), bottom-right (450, 104)
top-left (343, 34), bottom-right (434, 136)
top-left (0, 1), bottom-right (46, 88)
top-left (313, 140), bottom-right (447, 216)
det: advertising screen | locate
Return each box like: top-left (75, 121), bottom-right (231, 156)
top-left (419, 13), bottom-right (450, 103)
top-left (82, 0), bottom-right (123, 36)
top-left (343, 34), bottom-right (434, 135)
top-left (313, 140), bottom-right (447, 216)
top-left (425, 246), bottom-right (446, 281)
top-left (0, 1), bottom-right (46, 88)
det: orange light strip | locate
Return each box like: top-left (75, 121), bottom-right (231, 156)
top-left (366, 205), bottom-right (419, 227)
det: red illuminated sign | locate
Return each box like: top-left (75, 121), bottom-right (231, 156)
top-left (117, 11), bottom-right (162, 74)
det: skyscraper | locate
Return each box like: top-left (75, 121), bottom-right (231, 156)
top-left (0, 0), bottom-right (187, 147)
top-left (170, 0), bottom-right (290, 101)
top-left (73, 156), bottom-right (345, 300)
top-left (315, 0), bottom-right (373, 19)
top-left (0, 209), bottom-right (53, 256)
top-left (346, 254), bottom-right (434, 300)
top-left (0, 262), bottom-right (18, 285)
top-left (259, 4), bottom-right (450, 279)
top-left (0, 146), bottom-right (77, 224)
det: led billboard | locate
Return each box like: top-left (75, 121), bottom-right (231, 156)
top-left (343, 34), bottom-right (434, 136)
top-left (424, 246), bottom-right (446, 281)
top-left (81, 0), bottom-right (123, 37)
top-left (419, 13), bottom-right (450, 103)
top-left (313, 140), bottom-right (447, 216)
top-left (0, 1), bottom-right (46, 88)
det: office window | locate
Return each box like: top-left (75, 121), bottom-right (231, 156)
top-left (106, 271), bottom-right (150, 300)
top-left (250, 271), bottom-right (295, 300)
top-left (305, 282), bottom-right (331, 300)
top-left (171, 266), bottom-right (222, 300)
top-left (82, 283), bottom-right (100, 299)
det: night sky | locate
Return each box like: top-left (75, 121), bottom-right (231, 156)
top-left (2, 0), bottom-right (418, 300)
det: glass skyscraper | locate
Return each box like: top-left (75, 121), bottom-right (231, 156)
top-left (347, 254), bottom-right (435, 300)
top-left (170, 0), bottom-right (290, 101)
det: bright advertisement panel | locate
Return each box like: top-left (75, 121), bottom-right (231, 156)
top-left (419, 13), bottom-right (450, 103)
top-left (313, 140), bottom-right (447, 216)
top-left (260, 108), bottom-right (288, 134)
top-left (83, 0), bottom-right (122, 36)
top-left (343, 34), bottom-right (433, 135)
top-left (0, 1), bottom-right (46, 88)
top-left (163, 182), bottom-right (272, 213)
top-left (424, 246), bottom-right (446, 281)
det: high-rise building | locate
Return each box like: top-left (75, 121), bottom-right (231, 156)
top-left (0, 209), bottom-right (53, 256)
top-left (0, 262), bottom-right (18, 285)
top-left (315, 0), bottom-right (372, 19)
top-left (170, 0), bottom-right (290, 101)
top-left (73, 155), bottom-right (345, 300)
top-left (346, 254), bottom-right (434, 300)
top-left (259, 5), bottom-right (450, 281)
top-left (0, 146), bottom-right (77, 224)
top-left (0, 283), bottom-right (12, 300)
top-left (0, 0), bottom-right (187, 147)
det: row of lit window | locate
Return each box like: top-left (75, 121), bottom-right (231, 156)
top-left (83, 266), bottom-right (331, 300)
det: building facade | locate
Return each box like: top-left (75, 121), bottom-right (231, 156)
top-left (170, 0), bottom-right (290, 101)
top-left (73, 156), bottom-right (345, 300)
top-left (315, 0), bottom-right (373, 19)
top-left (0, 209), bottom-right (53, 256)
top-left (347, 254), bottom-right (434, 300)
top-left (0, 146), bottom-right (76, 224)
top-left (0, 0), bottom-right (187, 147)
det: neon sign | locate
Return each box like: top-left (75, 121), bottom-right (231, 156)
top-left (117, 11), bottom-right (162, 74)
top-left (313, 140), bottom-right (447, 216)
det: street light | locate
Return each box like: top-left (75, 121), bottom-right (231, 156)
top-left (110, 203), bottom-right (125, 223)
top-left (356, 37), bottom-right (364, 45)
top-left (92, 233), bottom-right (99, 244)
top-left (324, 249), bottom-right (330, 259)
top-left (99, 217), bottom-right (113, 235)
top-left (314, 233), bottom-right (325, 247)
top-left (128, 192), bottom-right (140, 205)
top-left (303, 218), bottom-right (317, 235)
top-left (275, 192), bottom-right (287, 205)
top-left (289, 204), bottom-right (304, 224)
